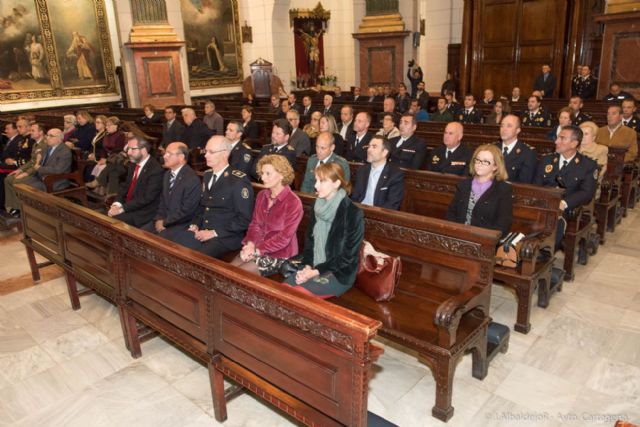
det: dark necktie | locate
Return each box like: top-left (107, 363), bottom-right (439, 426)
top-left (169, 171), bottom-right (176, 190)
top-left (562, 160), bottom-right (568, 170)
top-left (208, 173), bottom-right (218, 190)
top-left (446, 150), bottom-right (452, 159)
top-left (41, 147), bottom-right (52, 165)
top-left (503, 147), bottom-right (509, 157)
top-left (125, 164), bottom-right (140, 202)
top-left (355, 137), bottom-right (360, 147)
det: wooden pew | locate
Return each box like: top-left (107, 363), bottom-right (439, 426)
top-left (292, 192), bottom-right (500, 422)
top-left (15, 184), bottom-right (382, 427)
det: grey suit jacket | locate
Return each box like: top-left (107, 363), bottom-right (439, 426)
top-left (30, 143), bottom-right (73, 191)
top-left (289, 128), bottom-right (310, 156)
top-left (300, 153), bottom-right (350, 193)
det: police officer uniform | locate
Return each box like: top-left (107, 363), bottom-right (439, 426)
top-left (623, 116), bottom-right (640, 134)
top-left (229, 141), bottom-right (253, 175)
top-left (251, 143), bottom-right (297, 180)
top-left (166, 167), bottom-right (254, 258)
top-left (427, 143), bottom-right (473, 176)
top-left (572, 111), bottom-right (593, 126)
top-left (522, 108), bottom-right (551, 127)
top-left (571, 75), bottom-right (597, 99)
top-left (496, 140), bottom-right (537, 184)
top-left (389, 134), bottom-right (427, 169)
top-left (457, 108), bottom-right (483, 124)
top-left (345, 132), bottom-right (372, 163)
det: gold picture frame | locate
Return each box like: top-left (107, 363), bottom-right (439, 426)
top-left (0, 0), bottom-right (117, 104)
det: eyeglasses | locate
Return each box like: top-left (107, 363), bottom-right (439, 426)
top-left (473, 158), bottom-right (493, 166)
top-left (126, 146), bottom-right (141, 151)
top-left (202, 149), bottom-right (229, 155)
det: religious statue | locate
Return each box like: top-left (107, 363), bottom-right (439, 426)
top-left (295, 24), bottom-right (324, 85)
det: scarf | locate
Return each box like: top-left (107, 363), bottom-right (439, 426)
top-left (312, 188), bottom-right (346, 266)
top-left (471, 177), bottom-right (493, 200)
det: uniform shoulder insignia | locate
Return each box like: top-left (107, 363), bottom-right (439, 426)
top-left (232, 170), bottom-right (247, 178)
top-left (242, 143), bottom-right (252, 149)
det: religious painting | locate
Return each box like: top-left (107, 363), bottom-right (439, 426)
top-left (0, 0), bottom-right (117, 104)
top-left (180, 0), bottom-right (243, 89)
top-left (289, 3), bottom-right (330, 88)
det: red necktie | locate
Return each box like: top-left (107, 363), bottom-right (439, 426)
top-left (125, 164), bottom-right (140, 202)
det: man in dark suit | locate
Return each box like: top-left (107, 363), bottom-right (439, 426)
top-left (0, 122), bottom-right (25, 209)
top-left (414, 81), bottom-right (429, 110)
top-left (345, 112), bottom-right (373, 163)
top-left (351, 135), bottom-right (404, 210)
top-left (457, 94), bottom-right (483, 124)
top-left (286, 110), bottom-right (311, 156)
top-left (107, 135), bottom-right (164, 227)
top-left (338, 105), bottom-right (354, 141)
top-left (497, 115), bottom-right (537, 183)
top-left (427, 122), bottom-right (473, 175)
top-left (389, 114), bottom-right (427, 169)
top-left (351, 87), bottom-right (362, 102)
top-left (225, 121), bottom-right (253, 174)
top-left (181, 107), bottom-right (213, 150)
top-left (321, 94), bottom-right (337, 116)
top-left (251, 119), bottom-right (297, 180)
top-left (534, 125), bottom-right (597, 246)
top-left (288, 93), bottom-right (303, 114)
top-left (160, 106), bottom-right (185, 150)
top-left (301, 95), bottom-right (316, 117)
top-left (166, 136), bottom-right (254, 259)
top-left (142, 142), bottom-right (200, 235)
top-left (533, 64), bottom-right (557, 98)
top-left (4, 128), bottom-right (72, 217)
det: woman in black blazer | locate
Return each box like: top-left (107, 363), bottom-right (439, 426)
top-left (446, 144), bottom-right (513, 238)
top-left (241, 105), bottom-right (260, 140)
top-left (286, 162), bottom-right (364, 298)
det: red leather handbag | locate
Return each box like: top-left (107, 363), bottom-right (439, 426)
top-left (355, 241), bottom-right (402, 302)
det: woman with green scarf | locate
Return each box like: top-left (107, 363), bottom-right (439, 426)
top-left (286, 162), bottom-right (364, 298)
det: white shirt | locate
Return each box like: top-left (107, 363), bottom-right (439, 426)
top-left (208, 165), bottom-right (229, 190)
top-left (502, 140), bottom-right (518, 155)
top-left (559, 153), bottom-right (576, 170)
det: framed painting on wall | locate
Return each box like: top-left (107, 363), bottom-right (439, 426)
top-left (180, 0), bottom-right (244, 89)
top-left (0, 0), bottom-right (117, 104)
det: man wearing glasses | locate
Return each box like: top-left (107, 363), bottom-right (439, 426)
top-left (166, 135), bottom-right (254, 259)
top-left (4, 127), bottom-right (72, 218)
top-left (107, 136), bottom-right (164, 227)
top-left (141, 142), bottom-right (200, 235)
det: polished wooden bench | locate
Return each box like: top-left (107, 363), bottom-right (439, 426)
top-left (15, 184), bottom-right (382, 427)
top-left (293, 192), bottom-right (501, 422)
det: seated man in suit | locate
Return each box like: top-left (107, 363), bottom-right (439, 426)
top-left (534, 125), bottom-right (597, 247)
top-left (351, 135), bottom-right (405, 210)
top-left (321, 94), bottom-right (336, 116)
top-left (521, 95), bottom-right (551, 127)
top-left (142, 142), bottom-right (201, 235)
top-left (345, 112), bottom-right (373, 163)
top-left (596, 104), bottom-right (638, 163)
top-left (166, 136), bottom-right (254, 259)
top-left (301, 95), bottom-right (315, 117)
top-left (431, 97), bottom-right (454, 122)
top-left (288, 93), bottom-right (303, 114)
top-left (251, 119), bottom-right (297, 180)
top-left (300, 131), bottom-right (350, 194)
top-left (160, 106), bottom-right (185, 152)
top-left (286, 110), bottom-right (311, 156)
top-left (338, 105), bottom-right (354, 141)
top-left (497, 114), bottom-right (537, 183)
top-left (225, 121), bottom-right (253, 174)
top-left (457, 94), bottom-right (483, 124)
top-left (427, 122), bottom-right (473, 176)
top-left (107, 135), bottom-right (164, 227)
top-left (351, 86), bottom-right (362, 102)
top-left (181, 108), bottom-right (213, 150)
top-left (1, 122), bottom-right (25, 210)
top-left (389, 113), bottom-right (427, 169)
top-left (4, 128), bottom-right (72, 217)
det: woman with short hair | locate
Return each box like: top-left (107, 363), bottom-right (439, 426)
top-left (232, 155), bottom-right (303, 274)
top-left (579, 121), bottom-right (608, 183)
top-left (547, 107), bottom-right (573, 141)
top-left (286, 162), bottom-right (364, 298)
top-left (446, 144), bottom-right (513, 238)
top-left (70, 110), bottom-right (96, 153)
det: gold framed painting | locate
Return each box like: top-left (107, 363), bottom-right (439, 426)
top-left (180, 0), bottom-right (244, 89)
top-left (0, 0), bottom-right (117, 104)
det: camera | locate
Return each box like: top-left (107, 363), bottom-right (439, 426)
top-left (408, 59), bottom-right (415, 68)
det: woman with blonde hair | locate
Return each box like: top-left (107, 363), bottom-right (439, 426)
top-left (286, 162), bottom-right (364, 298)
top-left (579, 120), bottom-right (608, 182)
top-left (232, 155), bottom-right (303, 274)
top-left (446, 144), bottom-right (513, 238)
top-left (62, 115), bottom-right (77, 143)
top-left (69, 110), bottom-right (96, 153)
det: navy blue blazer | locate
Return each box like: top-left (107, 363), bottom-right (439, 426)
top-left (351, 162), bottom-right (405, 210)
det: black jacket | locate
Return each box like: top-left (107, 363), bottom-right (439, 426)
top-left (427, 144), bottom-right (473, 176)
top-left (161, 120), bottom-right (185, 148)
top-left (155, 165), bottom-right (201, 227)
top-left (302, 196), bottom-right (364, 288)
top-left (183, 118), bottom-right (213, 150)
top-left (498, 140), bottom-right (537, 184)
top-left (533, 73), bottom-right (557, 97)
top-left (351, 162), bottom-right (405, 210)
top-left (389, 134), bottom-right (427, 169)
top-left (446, 178), bottom-right (513, 238)
top-left (345, 132), bottom-right (372, 163)
top-left (115, 156), bottom-right (165, 227)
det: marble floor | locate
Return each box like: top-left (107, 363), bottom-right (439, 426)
top-left (0, 210), bottom-right (639, 427)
